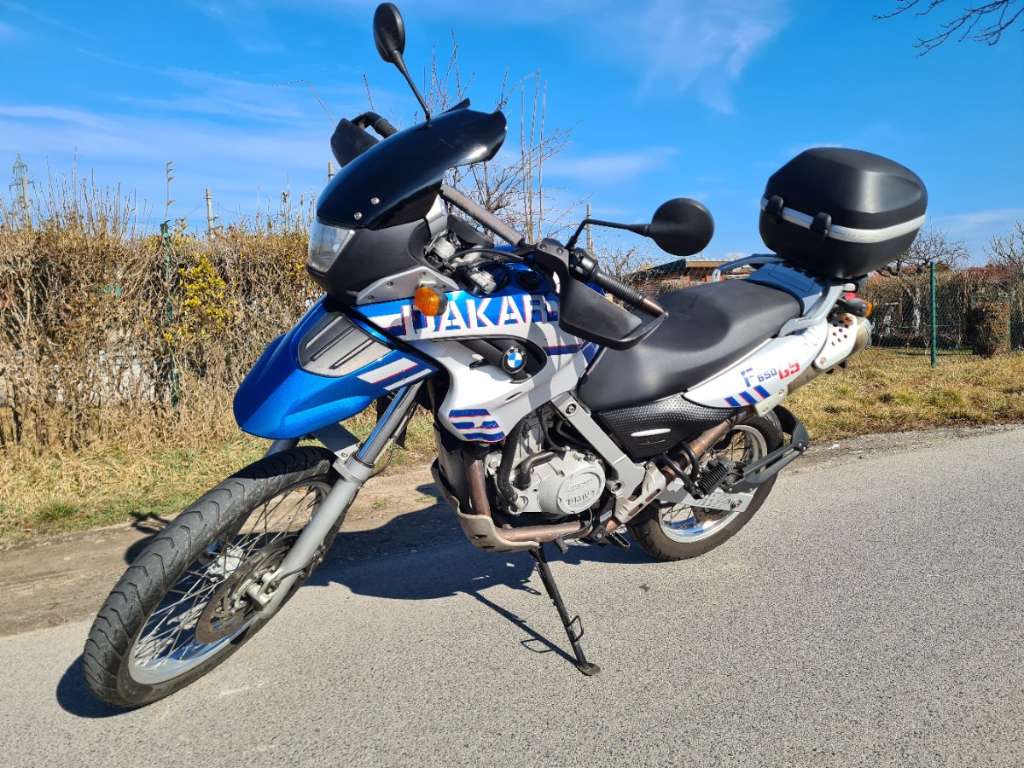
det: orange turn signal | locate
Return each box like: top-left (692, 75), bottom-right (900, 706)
top-left (864, 301), bottom-right (874, 318)
top-left (414, 285), bottom-right (448, 316)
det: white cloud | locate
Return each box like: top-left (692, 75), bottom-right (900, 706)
top-left (0, 106), bottom-right (329, 171)
top-left (0, 102), bottom-right (340, 227)
top-left (2, 1), bottom-right (94, 39)
top-left (186, 0), bottom-right (789, 113)
top-left (0, 104), bottom-right (104, 127)
top-left (928, 208), bottom-right (1024, 262)
top-left (546, 147), bottom-right (679, 184)
top-left (932, 208), bottom-right (1024, 235)
top-left (600, 0), bottom-right (788, 112)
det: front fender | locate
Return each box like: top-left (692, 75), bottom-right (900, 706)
top-left (233, 299), bottom-right (436, 439)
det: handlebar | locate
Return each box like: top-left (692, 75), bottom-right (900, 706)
top-left (439, 185), bottom-right (526, 248)
top-left (338, 112), bottom-right (661, 318)
top-left (570, 250), bottom-right (666, 317)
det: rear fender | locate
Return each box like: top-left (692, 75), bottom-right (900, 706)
top-left (233, 299), bottom-right (437, 439)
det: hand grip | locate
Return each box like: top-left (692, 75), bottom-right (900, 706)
top-left (591, 272), bottom-right (663, 316)
top-left (352, 111), bottom-right (397, 138)
top-left (568, 249), bottom-right (664, 317)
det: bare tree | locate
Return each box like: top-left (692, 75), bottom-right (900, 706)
top-left (881, 228), bottom-right (969, 274)
top-left (419, 37), bottom-right (573, 242)
top-left (877, 229), bottom-right (969, 331)
top-left (987, 221), bottom-right (1024, 271)
top-left (878, 0), bottom-right (1024, 53)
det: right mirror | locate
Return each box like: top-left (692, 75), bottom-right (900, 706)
top-left (647, 198), bottom-right (714, 256)
top-left (373, 3), bottom-right (406, 64)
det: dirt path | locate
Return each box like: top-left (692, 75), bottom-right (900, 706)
top-left (1, 423), bottom-right (1015, 638)
top-left (0, 465), bottom-right (440, 637)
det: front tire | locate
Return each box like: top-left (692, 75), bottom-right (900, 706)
top-left (82, 446), bottom-right (338, 709)
top-left (628, 415), bottom-right (782, 561)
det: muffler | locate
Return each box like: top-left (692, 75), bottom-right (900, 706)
top-left (787, 314), bottom-right (871, 395)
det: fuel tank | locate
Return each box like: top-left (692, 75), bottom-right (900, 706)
top-left (233, 298), bottom-right (437, 439)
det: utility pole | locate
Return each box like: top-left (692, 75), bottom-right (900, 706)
top-left (9, 154), bottom-right (32, 225)
top-left (204, 187), bottom-right (218, 236)
top-left (585, 203), bottom-right (594, 252)
top-left (280, 188), bottom-right (291, 225)
top-left (163, 161), bottom-right (175, 227)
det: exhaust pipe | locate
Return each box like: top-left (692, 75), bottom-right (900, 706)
top-left (437, 456), bottom-right (588, 552)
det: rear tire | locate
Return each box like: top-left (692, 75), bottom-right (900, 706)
top-left (628, 415), bottom-right (782, 561)
top-left (82, 446), bottom-right (338, 709)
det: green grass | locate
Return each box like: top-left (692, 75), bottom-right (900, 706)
top-left (2, 348), bottom-right (1022, 545)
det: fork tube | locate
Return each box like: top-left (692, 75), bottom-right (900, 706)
top-left (262, 383), bottom-right (423, 607)
top-left (356, 383), bottom-right (421, 464)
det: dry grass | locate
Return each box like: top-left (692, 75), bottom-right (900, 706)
top-left (790, 347), bottom-right (1024, 440)
top-left (0, 409), bottom-right (436, 545)
top-left (2, 349), bottom-right (1021, 545)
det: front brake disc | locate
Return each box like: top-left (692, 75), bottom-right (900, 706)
top-left (195, 542), bottom-right (290, 643)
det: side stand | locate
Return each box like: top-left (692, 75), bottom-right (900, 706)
top-left (530, 545), bottom-right (601, 676)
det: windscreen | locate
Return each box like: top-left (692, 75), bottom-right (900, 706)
top-left (316, 104), bottom-right (507, 229)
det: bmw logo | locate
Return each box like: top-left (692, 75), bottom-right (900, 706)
top-left (501, 345), bottom-right (527, 374)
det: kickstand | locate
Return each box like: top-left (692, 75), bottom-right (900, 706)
top-left (530, 545), bottom-right (601, 676)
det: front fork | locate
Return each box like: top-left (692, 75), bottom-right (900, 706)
top-left (248, 382), bottom-right (424, 611)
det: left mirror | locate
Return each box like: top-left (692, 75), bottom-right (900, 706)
top-left (647, 198), bottom-right (714, 257)
top-left (373, 3), bottom-right (406, 64)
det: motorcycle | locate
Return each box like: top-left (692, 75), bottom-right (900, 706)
top-left (83, 2), bottom-right (927, 707)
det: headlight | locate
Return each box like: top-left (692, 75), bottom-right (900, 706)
top-left (307, 220), bottom-right (355, 274)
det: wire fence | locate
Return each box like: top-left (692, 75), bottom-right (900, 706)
top-left (862, 266), bottom-right (1024, 356)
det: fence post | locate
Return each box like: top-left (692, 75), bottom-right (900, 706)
top-left (930, 261), bottom-right (938, 368)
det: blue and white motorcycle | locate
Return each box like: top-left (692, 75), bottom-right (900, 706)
top-left (84, 3), bottom-right (926, 707)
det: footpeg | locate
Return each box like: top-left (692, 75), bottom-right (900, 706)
top-left (696, 461), bottom-right (729, 495)
top-left (606, 531), bottom-right (630, 550)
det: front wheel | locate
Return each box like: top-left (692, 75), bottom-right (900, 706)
top-left (82, 446), bottom-right (338, 709)
top-left (628, 415), bottom-right (782, 561)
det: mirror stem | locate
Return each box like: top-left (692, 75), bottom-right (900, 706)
top-left (391, 53), bottom-right (432, 122)
top-left (566, 218), bottom-right (647, 252)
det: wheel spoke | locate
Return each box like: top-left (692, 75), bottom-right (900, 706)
top-left (127, 478), bottom-right (330, 685)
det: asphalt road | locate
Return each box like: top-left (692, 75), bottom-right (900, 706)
top-left (2, 427), bottom-right (1022, 767)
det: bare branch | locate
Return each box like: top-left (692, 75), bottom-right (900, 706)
top-left (877, 0), bottom-right (1024, 53)
top-left (986, 221), bottom-right (1024, 271)
top-left (878, 229), bottom-right (969, 276)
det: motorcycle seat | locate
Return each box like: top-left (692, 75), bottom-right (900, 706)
top-left (576, 278), bottom-right (802, 412)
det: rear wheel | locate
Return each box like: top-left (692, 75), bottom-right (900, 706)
top-left (628, 415), bottom-right (782, 561)
top-left (82, 446), bottom-right (338, 709)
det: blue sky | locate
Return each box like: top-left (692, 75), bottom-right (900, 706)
top-left (1, 0), bottom-right (1021, 262)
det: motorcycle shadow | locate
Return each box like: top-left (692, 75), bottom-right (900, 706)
top-left (305, 482), bottom-right (653, 665)
top-left (58, 481), bottom-right (652, 719)
top-left (308, 481), bottom-right (652, 598)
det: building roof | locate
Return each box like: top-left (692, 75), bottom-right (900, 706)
top-left (630, 258), bottom-right (749, 280)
